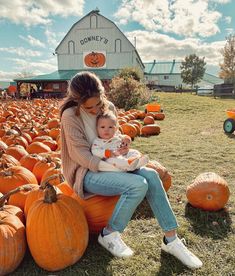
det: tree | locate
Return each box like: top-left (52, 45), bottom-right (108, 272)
top-left (117, 67), bottom-right (143, 82)
top-left (219, 34), bottom-right (235, 89)
top-left (180, 54), bottom-right (206, 91)
top-left (106, 67), bottom-right (151, 110)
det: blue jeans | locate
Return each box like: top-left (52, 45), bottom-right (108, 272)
top-left (83, 167), bottom-right (178, 233)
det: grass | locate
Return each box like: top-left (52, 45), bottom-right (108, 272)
top-left (13, 93), bottom-right (235, 275)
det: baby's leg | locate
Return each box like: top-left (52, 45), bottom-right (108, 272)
top-left (126, 149), bottom-right (149, 168)
top-left (107, 156), bottom-right (139, 171)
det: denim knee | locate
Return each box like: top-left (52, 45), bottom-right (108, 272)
top-left (143, 169), bottom-right (164, 189)
top-left (130, 176), bottom-right (148, 198)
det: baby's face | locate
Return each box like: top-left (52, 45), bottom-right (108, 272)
top-left (97, 118), bottom-right (117, 140)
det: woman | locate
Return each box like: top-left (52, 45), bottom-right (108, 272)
top-left (60, 71), bottom-right (202, 269)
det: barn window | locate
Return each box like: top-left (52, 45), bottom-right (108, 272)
top-left (164, 75), bottom-right (169, 80)
top-left (90, 15), bottom-right (98, 28)
top-left (115, 39), bottom-right (121, 52)
top-left (68, 40), bottom-right (75, 54)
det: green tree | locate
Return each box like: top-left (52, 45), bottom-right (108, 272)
top-left (117, 67), bottom-right (143, 81)
top-left (106, 67), bottom-right (151, 110)
top-left (219, 34), bottom-right (235, 89)
top-left (180, 54), bottom-right (206, 91)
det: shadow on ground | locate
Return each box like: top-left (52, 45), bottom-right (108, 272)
top-left (184, 203), bottom-right (232, 239)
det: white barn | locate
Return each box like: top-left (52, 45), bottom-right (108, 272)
top-left (55, 8), bottom-right (144, 73)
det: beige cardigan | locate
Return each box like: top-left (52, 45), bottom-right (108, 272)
top-left (61, 102), bottom-right (116, 198)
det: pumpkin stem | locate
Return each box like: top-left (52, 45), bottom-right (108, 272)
top-left (44, 184), bottom-right (57, 204)
top-left (41, 173), bottom-right (65, 188)
top-left (11, 125), bottom-right (22, 135)
top-left (0, 184), bottom-right (34, 208)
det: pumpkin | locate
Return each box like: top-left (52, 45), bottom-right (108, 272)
top-left (32, 157), bottom-right (56, 183)
top-left (141, 124), bottom-right (160, 136)
top-left (186, 172), bottom-right (230, 211)
top-left (84, 51), bottom-right (106, 68)
top-left (19, 153), bottom-right (44, 172)
top-left (0, 213), bottom-right (26, 275)
top-left (0, 153), bottom-right (20, 168)
top-left (0, 140), bottom-right (8, 151)
top-left (26, 184), bottom-right (88, 271)
top-left (0, 187), bottom-right (27, 275)
top-left (0, 166), bottom-right (38, 194)
top-left (153, 112), bottom-right (165, 120)
top-left (26, 141), bottom-right (51, 154)
top-left (120, 123), bottom-right (138, 139)
top-left (5, 145), bottom-right (29, 161)
top-left (146, 160), bottom-right (172, 192)
top-left (143, 116), bottom-right (155, 125)
top-left (75, 195), bottom-right (119, 233)
top-left (8, 184), bottom-right (39, 210)
top-left (0, 190), bottom-right (25, 224)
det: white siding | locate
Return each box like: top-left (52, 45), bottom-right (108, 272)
top-left (145, 74), bottom-right (183, 87)
top-left (56, 12), bottom-right (143, 71)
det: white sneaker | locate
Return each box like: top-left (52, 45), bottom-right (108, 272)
top-left (98, 231), bottom-right (134, 258)
top-left (161, 237), bottom-right (203, 269)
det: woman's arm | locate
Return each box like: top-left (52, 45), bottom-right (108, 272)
top-left (61, 115), bottom-right (100, 172)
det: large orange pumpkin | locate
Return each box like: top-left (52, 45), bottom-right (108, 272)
top-left (146, 160), bottom-right (172, 192)
top-left (26, 184), bottom-right (88, 271)
top-left (75, 195), bottom-right (119, 233)
top-left (141, 124), bottom-right (160, 136)
top-left (84, 51), bottom-right (106, 68)
top-left (186, 172), bottom-right (230, 211)
top-left (120, 123), bottom-right (138, 139)
top-left (0, 189), bottom-right (26, 276)
top-left (0, 166), bottom-right (38, 194)
top-left (0, 190), bottom-right (25, 224)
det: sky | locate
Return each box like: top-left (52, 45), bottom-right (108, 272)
top-left (0, 0), bottom-right (234, 81)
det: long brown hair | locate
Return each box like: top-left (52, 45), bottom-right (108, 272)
top-left (60, 71), bottom-right (108, 118)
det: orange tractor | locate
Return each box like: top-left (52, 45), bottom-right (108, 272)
top-left (223, 109), bottom-right (235, 133)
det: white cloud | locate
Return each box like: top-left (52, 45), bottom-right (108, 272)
top-left (19, 35), bottom-right (46, 48)
top-left (9, 57), bottom-right (57, 72)
top-left (115, 0), bottom-right (223, 37)
top-left (125, 30), bottom-right (225, 67)
top-left (44, 28), bottom-right (66, 50)
top-left (0, 0), bottom-right (85, 26)
top-left (0, 47), bottom-right (41, 57)
top-left (0, 70), bottom-right (18, 81)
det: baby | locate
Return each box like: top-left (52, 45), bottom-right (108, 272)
top-left (92, 111), bottom-right (149, 171)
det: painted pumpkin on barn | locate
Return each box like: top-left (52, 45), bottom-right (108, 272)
top-left (84, 52), bottom-right (106, 67)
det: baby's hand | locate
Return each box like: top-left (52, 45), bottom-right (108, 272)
top-left (121, 136), bottom-right (131, 148)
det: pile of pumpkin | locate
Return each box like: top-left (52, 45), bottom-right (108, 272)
top-left (0, 99), bottom-right (230, 274)
top-left (117, 109), bottom-right (165, 139)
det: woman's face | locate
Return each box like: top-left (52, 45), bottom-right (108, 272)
top-left (82, 96), bottom-right (102, 115)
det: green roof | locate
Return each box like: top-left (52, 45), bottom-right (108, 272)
top-left (144, 61), bottom-right (181, 74)
top-left (144, 61), bottom-right (223, 85)
top-left (14, 69), bottom-right (121, 82)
